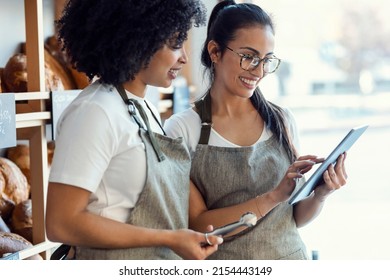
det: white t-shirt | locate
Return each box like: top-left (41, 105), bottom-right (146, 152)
top-left (164, 106), bottom-right (300, 152)
top-left (49, 81), bottom-right (163, 223)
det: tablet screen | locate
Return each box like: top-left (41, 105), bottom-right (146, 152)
top-left (288, 124), bottom-right (369, 205)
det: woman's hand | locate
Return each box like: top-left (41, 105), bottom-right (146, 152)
top-left (168, 227), bottom-right (223, 260)
top-left (314, 153), bottom-right (348, 202)
top-left (270, 155), bottom-right (324, 203)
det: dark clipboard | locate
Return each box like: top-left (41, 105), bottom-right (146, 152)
top-left (288, 124), bottom-right (369, 205)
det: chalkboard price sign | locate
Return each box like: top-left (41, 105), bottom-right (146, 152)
top-left (0, 93), bottom-right (16, 149)
top-left (51, 90), bottom-right (81, 140)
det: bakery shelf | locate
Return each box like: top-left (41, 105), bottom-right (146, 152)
top-left (14, 92), bottom-right (50, 101)
top-left (1, 240), bottom-right (59, 260)
top-left (16, 112), bottom-right (51, 128)
top-left (14, 92), bottom-right (51, 130)
top-left (0, 0), bottom-right (57, 260)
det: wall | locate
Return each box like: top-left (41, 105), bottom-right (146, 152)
top-left (0, 0), bottom-right (55, 66)
top-left (0, 0), bottom-right (55, 156)
top-left (189, 0), bottom-right (218, 99)
top-left (0, 0), bottom-right (216, 99)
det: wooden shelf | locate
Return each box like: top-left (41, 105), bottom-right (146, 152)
top-left (14, 92), bottom-right (50, 101)
top-left (15, 112), bottom-right (51, 129)
top-left (1, 241), bottom-right (59, 260)
top-left (0, 0), bottom-right (59, 260)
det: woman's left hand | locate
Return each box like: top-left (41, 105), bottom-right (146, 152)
top-left (314, 152), bottom-right (348, 202)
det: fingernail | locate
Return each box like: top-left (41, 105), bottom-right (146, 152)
top-left (217, 237), bottom-right (223, 244)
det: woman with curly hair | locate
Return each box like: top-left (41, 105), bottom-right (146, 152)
top-left (45, 0), bottom-right (222, 260)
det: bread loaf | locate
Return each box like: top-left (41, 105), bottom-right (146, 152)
top-left (2, 54), bottom-right (28, 92)
top-left (45, 35), bottom-right (90, 89)
top-left (0, 216), bottom-right (10, 233)
top-left (6, 142), bottom-right (55, 186)
top-left (11, 199), bottom-right (33, 243)
top-left (44, 53), bottom-right (66, 91)
top-left (69, 66), bottom-right (90, 89)
top-left (0, 195), bottom-right (14, 222)
top-left (1, 51), bottom-right (70, 93)
top-left (47, 141), bottom-right (55, 165)
top-left (44, 48), bottom-right (68, 90)
top-left (0, 232), bottom-right (42, 260)
top-left (6, 145), bottom-right (31, 185)
top-left (0, 67), bottom-right (4, 93)
top-left (0, 157), bottom-right (29, 221)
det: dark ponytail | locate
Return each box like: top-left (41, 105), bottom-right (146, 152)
top-left (250, 88), bottom-right (298, 162)
top-left (201, 0), bottom-right (236, 70)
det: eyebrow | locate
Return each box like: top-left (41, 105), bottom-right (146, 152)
top-left (238, 46), bottom-right (274, 57)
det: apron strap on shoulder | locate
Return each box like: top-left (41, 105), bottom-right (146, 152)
top-left (116, 85), bottom-right (165, 162)
top-left (194, 92), bottom-right (212, 145)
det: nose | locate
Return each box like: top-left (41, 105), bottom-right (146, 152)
top-left (179, 45), bottom-right (188, 64)
top-left (249, 63), bottom-right (265, 78)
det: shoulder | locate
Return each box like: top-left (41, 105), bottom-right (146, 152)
top-left (164, 107), bottom-right (200, 134)
top-left (67, 82), bottom-right (123, 118)
top-left (281, 107), bottom-right (298, 129)
top-left (281, 107), bottom-right (296, 124)
top-left (58, 81), bottom-right (137, 140)
top-left (280, 106), bottom-right (300, 150)
top-left (67, 81), bottom-right (117, 108)
top-left (164, 107), bottom-right (201, 152)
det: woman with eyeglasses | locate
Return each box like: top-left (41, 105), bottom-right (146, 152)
top-left (45, 0), bottom-right (223, 260)
top-left (164, 0), bottom-right (348, 259)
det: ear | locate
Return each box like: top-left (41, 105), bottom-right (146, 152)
top-left (207, 40), bottom-right (220, 63)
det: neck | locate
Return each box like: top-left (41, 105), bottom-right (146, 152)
top-left (209, 88), bottom-right (255, 118)
top-left (122, 80), bottom-right (147, 98)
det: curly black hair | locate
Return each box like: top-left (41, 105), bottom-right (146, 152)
top-left (57, 0), bottom-right (206, 85)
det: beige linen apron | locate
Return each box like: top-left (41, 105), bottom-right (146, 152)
top-left (75, 86), bottom-right (191, 259)
top-left (191, 93), bottom-right (308, 260)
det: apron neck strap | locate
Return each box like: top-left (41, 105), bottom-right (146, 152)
top-left (116, 85), bottom-right (165, 162)
top-left (194, 91), bottom-right (212, 144)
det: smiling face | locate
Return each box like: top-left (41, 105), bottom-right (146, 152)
top-left (124, 42), bottom-right (188, 97)
top-left (142, 44), bottom-right (188, 87)
top-left (210, 25), bottom-right (276, 99)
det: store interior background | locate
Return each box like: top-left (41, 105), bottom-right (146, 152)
top-left (253, 0), bottom-right (390, 260)
top-left (1, 0), bottom-right (389, 259)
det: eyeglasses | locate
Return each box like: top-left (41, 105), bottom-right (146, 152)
top-left (226, 46), bottom-right (281, 74)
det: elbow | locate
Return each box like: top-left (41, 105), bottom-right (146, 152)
top-left (45, 213), bottom-right (66, 243)
top-left (45, 217), bottom-right (59, 242)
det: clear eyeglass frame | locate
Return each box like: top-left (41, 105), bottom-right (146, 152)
top-left (226, 46), bottom-right (281, 74)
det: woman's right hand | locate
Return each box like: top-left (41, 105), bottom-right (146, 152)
top-left (168, 228), bottom-right (223, 260)
top-left (270, 155), bottom-right (324, 203)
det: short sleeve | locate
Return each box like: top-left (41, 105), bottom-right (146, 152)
top-left (164, 108), bottom-right (201, 154)
top-left (283, 107), bottom-right (301, 154)
top-left (49, 101), bottom-right (117, 191)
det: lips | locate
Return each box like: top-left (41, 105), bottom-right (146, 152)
top-left (168, 69), bottom-right (180, 79)
top-left (239, 76), bottom-right (258, 87)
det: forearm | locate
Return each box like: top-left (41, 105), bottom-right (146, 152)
top-left (293, 192), bottom-right (326, 227)
top-left (45, 182), bottom-right (176, 250)
top-left (190, 192), bottom-right (280, 234)
top-left (46, 210), bottom-right (175, 249)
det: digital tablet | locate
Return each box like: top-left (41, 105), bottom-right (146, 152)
top-left (288, 124), bottom-right (369, 205)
